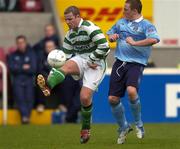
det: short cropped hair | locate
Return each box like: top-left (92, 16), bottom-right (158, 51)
top-left (16, 35), bottom-right (27, 41)
top-left (64, 6), bottom-right (80, 16)
top-left (126, 0), bottom-right (142, 14)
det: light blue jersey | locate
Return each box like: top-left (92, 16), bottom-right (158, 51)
top-left (107, 17), bottom-right (160, 65)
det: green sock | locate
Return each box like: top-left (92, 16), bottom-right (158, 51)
top-left (47, 68), bottom-right (65, 89)
top-left (81, 104), bottom-right (92, 130)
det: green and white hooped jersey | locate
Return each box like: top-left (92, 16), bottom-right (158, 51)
top-left (62, 19), bottom-right (110, 61)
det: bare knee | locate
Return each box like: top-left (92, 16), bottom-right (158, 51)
top-left (108, 96), bottom-right (120, 105)
top-left (80, 87), bottom-right (93, 106)
top-left (60, 64), bottom-right (71, 74)
top-left (80, 93), bottom-right (91, 106)
top-left (127, 86), bottom-right (137, 100)
top-left (60, 60), bottom-right (79, 74)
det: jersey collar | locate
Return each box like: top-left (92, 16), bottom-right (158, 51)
top-left (133, 16), bottom-right (143, 23)
top-left (78, 18), bottom-right (83, 28)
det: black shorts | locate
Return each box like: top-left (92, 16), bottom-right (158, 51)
top-left (108, 59), bottom-right (144, 97)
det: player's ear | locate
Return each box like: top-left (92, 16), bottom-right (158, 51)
top-left (133, 9), bottom-right (138, 14)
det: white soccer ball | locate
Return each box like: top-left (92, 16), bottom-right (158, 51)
top-left (47, 49), bottom-right (66, 68)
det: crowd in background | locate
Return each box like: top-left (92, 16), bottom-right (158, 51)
top-left (0, 21), bottom-right (81, 124)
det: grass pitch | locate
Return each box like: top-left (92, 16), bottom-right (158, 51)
top-left (0, 123), bottom-right (180, 149)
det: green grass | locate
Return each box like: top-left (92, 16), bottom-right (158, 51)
top-left (0, 123), bottom-right (180, 149)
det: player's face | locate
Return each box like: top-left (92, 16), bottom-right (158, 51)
top-left (64, 12), bottom-right (80, 29)
top-left (123, 3), bottom-right (135, 20)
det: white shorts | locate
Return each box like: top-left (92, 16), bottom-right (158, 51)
top-left (70, 55), bottom-right (106, 91)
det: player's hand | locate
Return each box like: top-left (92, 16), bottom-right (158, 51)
top-left (23, 64), bottom-right (30, 70)
top-left (87, 62), bottom-right (98, 69)
top-left (108, 34), bottom-right (119, 42)
top-left (126, 37), bottom-right (136, 46)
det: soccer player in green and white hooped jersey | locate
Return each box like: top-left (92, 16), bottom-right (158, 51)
top-left (37, 6), bottom-right (110, 144)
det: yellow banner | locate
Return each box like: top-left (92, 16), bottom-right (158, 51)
top-left (55, 0), bottom-right (153, 48)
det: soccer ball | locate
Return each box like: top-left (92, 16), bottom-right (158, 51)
top-left (47, 49), bottom-right (66, 68)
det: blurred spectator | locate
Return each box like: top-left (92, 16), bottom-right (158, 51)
top-left (33, 24), bottom-right (60, 54)
top-left (19, 0), bottom-right (43, 12)
top-left (58, 75), bottom-right (81, 123)
top-left (0, 0), bottom-right (19, 12)
top-left (35, 40), bottom-right (55, 112)
top-left (36, 40), bottom-right (81, 123)
top-left (8, 35), bottom-right (37, 124)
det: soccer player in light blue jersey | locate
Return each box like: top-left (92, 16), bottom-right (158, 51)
top-left (107, 0), bottom-right (160, 144)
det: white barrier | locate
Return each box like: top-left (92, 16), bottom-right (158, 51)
top-left (0, 61), bottom-right (8, 125)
